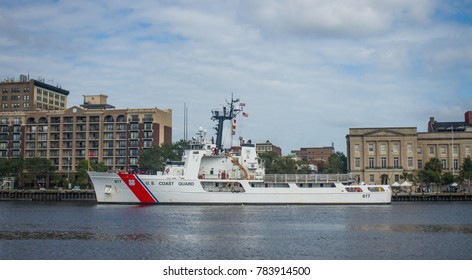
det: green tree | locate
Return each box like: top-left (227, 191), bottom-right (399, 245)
top-left (76, 160), bottom-right (108, 188)
top-left (326, 152), bottom-right (347, 174)
top-left (400, 171), bottom-right (417, 185)
top-left (296, 161), bottom-right (313, 174)
top-left (460, 156), bottom-right (472, 193)
top-left (270, 157), bottom-right (298, 174)
top-left (441, 172), bottom-right (455, 186)
top-left (0, 158), bottom-right (24, 188)
top-left (23, 158), bottom-right (55, 188)
top-left (259, 151), bottom-right (279, 174)
top-left (138, 142), bottom-right (186, 173)
top-left (380, 173), bottom-right (389, 185)
top-left (418, 158), bottom-right (442, 192)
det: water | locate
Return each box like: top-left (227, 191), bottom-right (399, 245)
top-left (0, 201), bottom-right (471, 260)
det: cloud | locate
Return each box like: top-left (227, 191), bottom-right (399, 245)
top-left (238, 0), bottom-right (436, 38)
top-left (0, 0), bottom-right (470, 154)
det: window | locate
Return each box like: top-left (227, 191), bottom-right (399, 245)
top-left (429, 146), bottom-right (435, 156)
top-left (441, 159), bottom-right (447, 169)
top-left (380, 143), bottom-right (386, 154)
top-left (355, 158), bottom-right (360, 168)
top-left (144, 123), bottom-right (152, 130)
top-left (453, 145), bottom-right (458, 155)
top-left (354, 144), bottom-right (360, 153)
top-left (394, 174), bottom-right (400, 182)
top-left (407, 144), bottom-right (413, 153)
top-left (381, 157), bottom-right (387, 168)
top-left (408, 157), bottom-right (413, 168)
top-left (440, 146), bottom-right (446, 155)
top-left (130, 123), bottom-right (139, 130)
top-left (393, 157), bottom-right (399, 168)
top-left (454, 159), bottom-right (459, 170)
top-left (466, 147), bottom-right (471, 156)
top-left (104, 132), bottom-right (114, 140)
top-left (368, 144), bottom-right (374, 153)
top-left (393, 143), bottom-right (399, 153)
top-left (105, 124), bottom-right (114, 131)
top-left (369, 175), bottom-right (375, 183)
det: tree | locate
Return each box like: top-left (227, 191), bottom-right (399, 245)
top-left (380, 173), bottom-right (389, 185)
top-left (23, 158), bottom-right (55, 188)
top-left (400, 171), bottom-right (417, 185)
top-left (441, 172), bottom-right (455, 186)
top-left (296, 161), bottom-right (313, 174)
top-left (460, 156), bottom-right (472, 193)
top-left (418, 158), bottom-right (442, 192)
top-left (139, 142), bottom-right (188, 173)
top-left (270, 157), bottom-right (298, 174)
top-left (0, 158), bottom-right (24, 188)
top-left (326, 152), bottom-right (347, 174)
top-left (76, 160), bottom-right (108, 188)
top-left (259, 151), bottom-right (279, 174)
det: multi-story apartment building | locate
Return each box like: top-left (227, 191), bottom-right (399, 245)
top-left (256, 140), bottom-right (282, 156)
top-left (1, 75), bottom-right (69, 112)
top-left (346, 111), bottom-right (472, 184)
top-left (291, 146), bottom-right (334, 165)
top-left (0, 95), bottom-right (172, 175)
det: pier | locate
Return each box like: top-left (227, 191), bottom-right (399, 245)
top-left (0, 189), bottom-right (96, 202)
top-left (392, 192), bottom-right (472, 201)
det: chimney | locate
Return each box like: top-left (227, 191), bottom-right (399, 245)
top-left (428, 117), bottom-right (435, 132)
top-left (465, 111), bottom-right (472, 125)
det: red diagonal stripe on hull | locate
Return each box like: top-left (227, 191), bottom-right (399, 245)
top-left (118, 173), bottom-right (155, 203)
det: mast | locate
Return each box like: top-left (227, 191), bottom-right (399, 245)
top-left (211, 94), bottom-right (242, 151)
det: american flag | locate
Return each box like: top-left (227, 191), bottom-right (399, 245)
top-left (240, 102), bottom-right (246, 107)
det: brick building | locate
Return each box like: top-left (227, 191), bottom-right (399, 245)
top-left (291, 146), bottom-right (334, 165)
top-left (0, 94), bottom-right (172, 174)
top-left (1, 75), bottom-right (69, 112)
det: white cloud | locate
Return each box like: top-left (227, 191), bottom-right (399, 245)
top-left (0, 0), bottom-right (470, 154)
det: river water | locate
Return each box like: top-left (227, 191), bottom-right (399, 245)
top-left (0, 201), bottom-right (471, 260)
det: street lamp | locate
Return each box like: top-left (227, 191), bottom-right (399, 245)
top-left (67, 157), bottom-right (71, 189)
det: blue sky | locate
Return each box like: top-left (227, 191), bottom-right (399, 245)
top-left (1, 0), bottom-right (471, 154)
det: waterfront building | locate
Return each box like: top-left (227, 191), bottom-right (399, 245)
top-left (0, 95), bottom-right (172, 177)
top-left (256, 140), bottom-right (282, 156)
top-left (1, 75), bottom-right (69, 112)
top-left (346, 111), bottom-right (472, 184)
top-left (291, 146), bottom-right (334, 165)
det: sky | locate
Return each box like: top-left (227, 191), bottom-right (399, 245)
top-left (1, 0), bottom-right (471, 155)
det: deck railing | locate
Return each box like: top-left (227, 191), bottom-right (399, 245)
top-left (263, 174), bottom-right (355, 183)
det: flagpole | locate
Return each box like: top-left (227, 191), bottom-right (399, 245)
top-left (452, 126), bottom-right (454, 176)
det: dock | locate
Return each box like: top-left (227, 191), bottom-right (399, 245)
top-left (0, 189), bottom-right (96, 202)
top-left (1, 189), bottom-right (472, 202)
top-left (392, 192), bottom-right (472, 201)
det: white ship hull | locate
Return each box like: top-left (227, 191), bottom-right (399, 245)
top-left (88, 172), bottom-right (392, 204)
